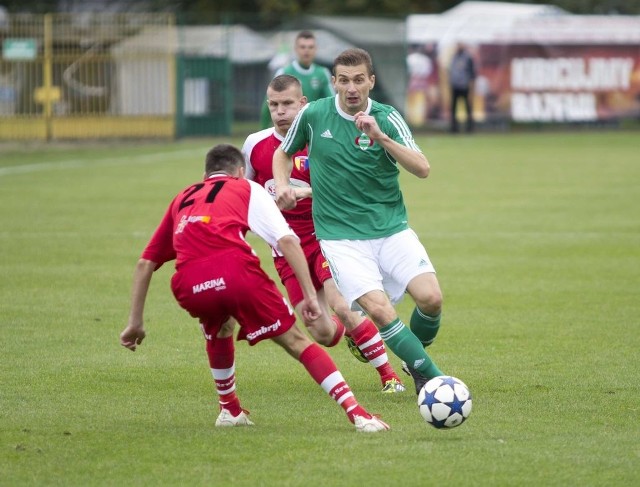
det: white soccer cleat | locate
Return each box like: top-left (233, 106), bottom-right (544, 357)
top-left (353, 415), bottom-right (390, 433)
top-left (215, 408), bottom-right (255, 427)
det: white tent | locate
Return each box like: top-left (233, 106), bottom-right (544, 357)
top-left (407, 1), bottom-right (567, 47)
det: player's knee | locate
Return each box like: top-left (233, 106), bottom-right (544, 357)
top-left (415, 290), bottom-right (443, 316)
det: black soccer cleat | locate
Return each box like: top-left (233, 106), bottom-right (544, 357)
top-left (401, 361), bottom-right (429, 395)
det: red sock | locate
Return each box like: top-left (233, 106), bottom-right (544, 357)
top-left (327, 315), bottom-right (346, 347)
top-left (207, 336), bottom-right (241, 416)
top-left (298, 343), bottom-right (368, 423)
top-left (349, 319), bottom-right (400, 384)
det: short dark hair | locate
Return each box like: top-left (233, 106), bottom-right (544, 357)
top-left (296, 30), bottom-right (315, 41)
top-left (333, 48), bottom-right (374, 77)
top-left (204, 144), bottom-right (244, 176)
top-left (269, 74), bottom-right (302, 93)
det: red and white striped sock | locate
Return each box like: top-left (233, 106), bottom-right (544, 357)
top-left (349, 319), bottom-right (398, 384)
top-left (327, 315), bottom-right (346, 347)
top-left (206, 336), bottom-right (242, 416)
top-left (298, 343), bottom-right (369, 423)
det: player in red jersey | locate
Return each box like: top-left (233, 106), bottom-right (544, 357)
top-left (119, 144), bottom-right (389, 432)
top-left (242, 74), bottom-right (405, 393)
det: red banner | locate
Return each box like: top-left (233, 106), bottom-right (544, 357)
top-left (478, 44), bottom-right (640, 123)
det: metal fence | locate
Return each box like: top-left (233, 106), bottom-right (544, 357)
top-left (0, 13), bottom-right (176, 140)
top-left (0, 12), bottom-right (408, 141)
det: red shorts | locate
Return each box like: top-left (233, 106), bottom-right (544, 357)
top-left (171, 252), bottom-right (296, 345)
top-left (274, 239), bottom-right (332, 307)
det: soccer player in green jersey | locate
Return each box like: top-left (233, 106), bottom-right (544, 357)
top-left (273, 48), bottom-right (445, 394)
top-left (259, 30), bottom-right (334, 129)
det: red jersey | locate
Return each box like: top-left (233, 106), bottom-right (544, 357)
top-left (242, 127), bottom-right (315, 248)
top-left (142, 175), bottom-right (295, 269)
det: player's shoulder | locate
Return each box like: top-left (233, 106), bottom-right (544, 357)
top-left (370, 99), bottom-right (398, 117)
top-left (243, 127), bottom-right (276, 153)
top-left (306, 96), bottom-right (335, 114)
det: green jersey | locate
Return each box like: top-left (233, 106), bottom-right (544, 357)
top-left (260, 61), bottom-right (335, 128)
top-left (281, 96), bottom-right (422, 240)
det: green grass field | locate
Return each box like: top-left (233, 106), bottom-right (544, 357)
top-left (1, 132), bottom-right (639, 486)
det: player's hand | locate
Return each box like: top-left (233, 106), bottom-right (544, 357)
top-left (275, 185), bottom-right (297, 210)
top-left (354, 112), bottom-right (384, 139)
top-left (120, 324), bottom-right (146, 351)
top-left (300, 296), bottom-right (322, 323)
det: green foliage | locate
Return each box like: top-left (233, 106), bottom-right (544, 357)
top-left (2, 0), bottom-right (640, 16)
top-left (1, 131), bottom-right (639, 486)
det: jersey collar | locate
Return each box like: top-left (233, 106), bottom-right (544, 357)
top-left (334, 95), bottom-right (372, 121)
top-left (292, 60), bottom-right (315, 74)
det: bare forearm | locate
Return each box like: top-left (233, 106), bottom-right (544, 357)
top-left (377, 135), bottom-right (430, 178)
top-left (273, 147), bottom-right (293, 188)
top-left (128, 258), bottom-right (156, 326)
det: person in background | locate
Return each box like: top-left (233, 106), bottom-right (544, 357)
top-left (119, 143), bottom-right (390, 433)
top-left (259, 30), bottom-right (334, 129)
top-left (448, 42), bottom-right (476, 133)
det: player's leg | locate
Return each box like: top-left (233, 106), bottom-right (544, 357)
top-left (271, 324), bottom-right (389, 432)
top-left (276, 256), bottom-right (342, 347)
top-left (356, 289), bottom-right (443, 383)
top-left (406, 272), bottom-right (443, 347)
top-left (293, 286), bottom-right (343, 347)
top-left (321, 237), bottom-right (443, 393)
top-left (379, 229), bottom-right (446, 393)
top-left (323, 277), bottom-right (405, 393)
top-left (201, 318), bottom-right (254, 427)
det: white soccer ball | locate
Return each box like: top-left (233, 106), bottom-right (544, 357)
top-left (418, 375), bottom-right (472, 429)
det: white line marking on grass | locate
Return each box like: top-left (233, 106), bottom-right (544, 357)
top-left (0, 148), bottom-right (205, 177)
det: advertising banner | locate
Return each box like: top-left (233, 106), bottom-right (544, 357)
top-left (477, 44), bottom-right (640, 123)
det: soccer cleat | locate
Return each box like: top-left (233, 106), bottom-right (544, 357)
top-left (381, 377), bottom-right (406, 394)
top-left (215, 408), bottom-right (255, 427)
top-left (353, 415), bottom-right (390, 433)
top-left (345, 335), bottom-right (368, 363)
top-left (401, 361), bottom-right (429, 395)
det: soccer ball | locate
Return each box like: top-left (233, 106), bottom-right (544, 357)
top-left (418, 375), bottom-right (472, 429)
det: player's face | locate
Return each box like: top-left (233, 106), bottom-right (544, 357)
top-left (295, 38), bottom-right (316, 67)
top-left (333, 64), bottom-right (375, 115)
top-left (267, 85), bottom-right (306, 136)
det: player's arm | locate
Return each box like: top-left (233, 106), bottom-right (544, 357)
top-left (120, 258), bottom-right (155, 351)
top-left (294, 187), bottom-right (312, 200)
top-left (247, 180), bottom-right (321, 321)
top-left (277, 235), bottom-right (321, 321)
top-left (354, 111), bottom-right (430, 179)
top-left (273, 146), bottom-right (297, 210)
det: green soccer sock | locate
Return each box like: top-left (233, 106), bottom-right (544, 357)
top-left (379, 318), bottom-right (443, 379)
top-left (410, 307), bottom-right (441, 347)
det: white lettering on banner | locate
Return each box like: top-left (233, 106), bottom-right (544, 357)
top-left (192, 277), bottom-right (227, 294)
top-left (511, 92), bottom-right (597, 122)
top-left (245, 320), bottom-right (282, 341)
top-left (511, 57), bottom-right (634, 91)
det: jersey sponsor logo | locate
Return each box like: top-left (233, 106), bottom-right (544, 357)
top-left (355, 133), bottom-right (374, 150)
top-left (245, 319), bottom-right (282, 341)
top-left (294, 155), bottom-right (309, 171)
top-left (311, 77), bottom-right (321, 89)
top-left (192, 277), bottom-right (226, 294)
top-left (321, 260), bottom-right (329, 269)
top-left (175, 214), bottom-right (211, 234)
top-left (321, 129), bottom-right (333, 138)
